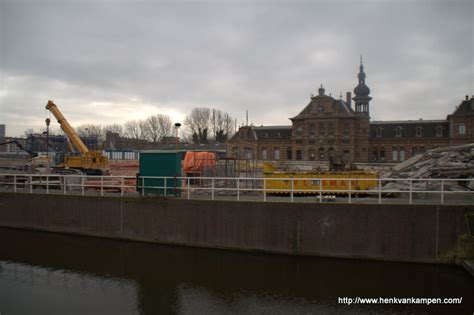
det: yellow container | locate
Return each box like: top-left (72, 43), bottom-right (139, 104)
top-left (264, 171), bottom-right (378, 195)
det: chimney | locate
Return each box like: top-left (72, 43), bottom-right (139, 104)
top-left (346, 92), bottom-right (352, 108)
top-left (466, 95), bottom-right (469, 101)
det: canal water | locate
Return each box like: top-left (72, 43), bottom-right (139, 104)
top-left (0, 227), bottom-right (472, 314)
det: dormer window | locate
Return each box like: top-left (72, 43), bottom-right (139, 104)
top-left (435, 125), bottom-right (443, 137)
top-left (415, 126), bottom-right (423, 137)
top-left (459, 123), bottom-right (466, 135)
top-left (376, 127), bottom-right (383, 137)
top-left (395, 126), bottom-right (403, 138)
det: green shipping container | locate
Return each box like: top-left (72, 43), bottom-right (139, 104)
top-left (139, 151), bottom-right (182, 196)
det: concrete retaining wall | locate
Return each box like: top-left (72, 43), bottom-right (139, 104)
top-left (0, 192), bottom-right (471, 264)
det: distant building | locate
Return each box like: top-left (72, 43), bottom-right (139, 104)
top-left (0, 124), bottom-right (5, 138)
top-left (227, 60), bottom-right (474, 163)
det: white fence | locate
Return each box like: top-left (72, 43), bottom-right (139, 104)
top-left (0, 173), bottom-right (473, 205)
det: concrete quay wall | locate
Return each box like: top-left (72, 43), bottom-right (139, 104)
top-left (0, 193), bottom-right (471, 264)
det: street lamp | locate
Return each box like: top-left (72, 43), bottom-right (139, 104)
top-left (174, 123), bottom-right (181, 152)
top-left (45, 118), bottom-right (51, 161)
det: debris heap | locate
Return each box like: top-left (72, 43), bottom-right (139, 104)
top-left (389, 143), bottom-right (474, 179)
top-left (381, 143), bottom-right (474, 192)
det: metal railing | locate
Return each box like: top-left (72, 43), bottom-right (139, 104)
top-left (0, 173), bottom-right (473, 204)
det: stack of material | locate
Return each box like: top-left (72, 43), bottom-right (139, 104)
top-left (389, 143), bottom-right (474, 179)
top-left (381, 143), bottom-right (474, 192)
top-left (109, 160), bottom-right (139, 176)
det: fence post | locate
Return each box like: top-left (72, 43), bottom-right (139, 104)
top-left (63, 175), bottom-right (67, 195)
top-left (81, 176), bottom-right (85, 195)
top-left (290, 177), bottom-right (294, 202)
top-left (46, 176), bottom-right (49, 194)
top-left (121, 177), bottom-right (124, 197)
top-left (348, 179), bottom-right (351, 204)
top-left (187, 177), bottom-right (190, 200)
top-left (440, 180), bottom-right (444, 204)
top-left (409, 179), bottom-right (413, 204)
top-left (319, 179), bottom-right (322, 203)
top-left (263, 177), bottom-right (266, 202)
top-left (237, 178), bottom-right (240, 201)
top-left (211, 178), bottom-right (215, 200)
top-left (29, 175), bottom-right (33, 193)
top-left (141, 177), bottom-right (144, 197)
top-left (13, 175), bottom-right (17, 193)
top-left (164, 177), bottom-right (167, 197)
top-left (378, 179), bottom-right (382, 204)
top-left (101, 176), bottom-right (104, 196)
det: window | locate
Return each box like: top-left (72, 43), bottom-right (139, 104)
top-left (309, 140), bottom-right (315, 144)
top-left (274, 147), bottom-right (280, 160)
top-left (318, 147), bottom-right (325, 160)
top-left (376, 127), bottom-right (383, 137)
top-left (276, 132), bottom-right (281, 138)
top-left (244, 148), bottom-right (253, 159)
top-left (263, 133), bottom-right (269, 138)
top-left (415, 126), bottom-right (423, 137)
top-left (328, 122), bottom-right (335, 135)
top-left (412, 147), bottom-right (418, 156)
top-left (435, 125), bottom-right (443, 137)
top-left (309, 123), bottom-right (316, 136)
top-left (319, 123), bottom-right (326, 136)
top-left (261, 147), bottom-right (267, 160)
top-left (400, 147), bottom-right (405, 161)
top-left (392, 147), bottom-right (398, 161)
top-left (343, 123), bottom-right (350, 136)
top-left (395, 126), bottom-right (403, 137)
top-left (308, 149), bottom-right (315, 161)
top-left (296, 125), bottom-right (303, 137)
top-left (287, 147), bottom-right (292, 160)
top-left (296, 150), bottom-right (302, 161)
top-left (459, 123), bottom-right (466, 135)
top-left (380, 148), bottom-right (385, 161)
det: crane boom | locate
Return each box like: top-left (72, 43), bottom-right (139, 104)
top-left (45, 100), bottom-right (89, 154)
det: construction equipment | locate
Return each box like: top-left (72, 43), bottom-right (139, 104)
top-left (0, 140), bottom-right (37, 157)
top-left (45, 100), bottom-right (109, 175)
top-left (262, 161), bottom-right (378, 195)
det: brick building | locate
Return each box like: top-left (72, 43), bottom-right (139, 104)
top-left (227, 60), bottom-right (474, 163)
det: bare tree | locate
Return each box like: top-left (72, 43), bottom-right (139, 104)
top-left (124, 120), bottom-right (146, 140)
top-left (184, 107), bottom-right (211, 144)
top-left (212, 109), bottom-right (235, 143)
top-left (104, 123), bottom-right (123, 136)
top-left (144, 114), bottom-right (173, 143)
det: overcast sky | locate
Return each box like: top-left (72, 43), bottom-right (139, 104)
top-left (1, 0), bottom-right (472, 137)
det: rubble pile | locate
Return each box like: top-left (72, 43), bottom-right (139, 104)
top-left (382, 143), bottom-right (474, 192)
top-left (389, 143), bottom-right (474, 179)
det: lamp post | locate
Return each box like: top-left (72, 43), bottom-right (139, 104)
top-left (45, 118), bottom-right (51, 160)
top-left (174, 123), bottom-right (181, 152)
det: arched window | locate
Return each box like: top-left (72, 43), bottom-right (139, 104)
top-left (318, 147), bottom-right (325, 160)
top-left (309, 123), bottom-right (316, 136)
top-left (435, 125), bottom-right (443, 137)
top-left (459, 123), bottom-right (466, 135)
top-left (415, 126), bottom-right (423, 137)
top-left (376, 127), bottom-right (383, 137)
top-left (395, 126), bottom-right (403, 137)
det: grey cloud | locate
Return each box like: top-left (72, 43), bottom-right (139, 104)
top-left (1, 0), bottom-right (472, 136)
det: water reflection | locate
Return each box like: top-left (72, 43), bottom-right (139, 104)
top-left (0, 227), bottom-right (472, 314)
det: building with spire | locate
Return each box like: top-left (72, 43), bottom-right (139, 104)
top-left (227, 59), bottom-right (473, 163)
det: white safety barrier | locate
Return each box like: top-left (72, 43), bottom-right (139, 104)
top-left (0, 174), bottom-right (473, 205)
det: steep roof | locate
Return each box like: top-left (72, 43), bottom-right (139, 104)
top-left (291, 95), bottom-right (354, 119)
top-left (449, 96), bottom-right (474, 117)
top-left (370, 120), bottom-right (449, 139)
top-left (254, 126), bottom-right (292, 140)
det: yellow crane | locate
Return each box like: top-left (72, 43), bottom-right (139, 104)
top-left (46, 100), bottom-right (109, 175)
